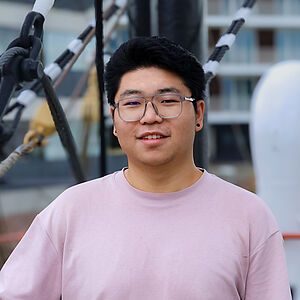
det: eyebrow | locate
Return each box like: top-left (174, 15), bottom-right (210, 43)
top-left (157, 87), bottom-right (181, 94)
top-left (119, 89), bottom-right (142, 98)
top-left (119, 87), bottom-right (181, 98)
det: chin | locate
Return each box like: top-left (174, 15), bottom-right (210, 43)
top-left (131, 155), bottom-right (174, 168)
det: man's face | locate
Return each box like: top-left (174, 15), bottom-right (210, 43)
top-left (112, 67), bottom-right (204, 169)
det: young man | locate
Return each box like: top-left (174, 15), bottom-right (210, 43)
top-left (0, 36), bottom-right (291, 299)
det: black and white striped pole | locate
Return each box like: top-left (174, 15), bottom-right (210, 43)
top-left (10, 22), bottom-right (96, 112)
top-left (201, 0), bottom-right (256, 169)
top-left (203, 0), bottom-right (256, 84)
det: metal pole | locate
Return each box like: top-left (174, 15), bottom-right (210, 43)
top-left (193, 0), bottom-right (208, 170)
top-left (127, 0), bottom-right (151, 37)
top-left (94, 0), bottom-right (107, 176)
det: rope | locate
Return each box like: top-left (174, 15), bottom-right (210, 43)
top-left (53, 26), bottom-right (96, 90)
top-left (0, 47), bottom-right (28, 70)
top-left (0, 140), bottom-right (38, 178)
top-left (54, 1), bottom-right (127, 90)
top-left (65, 2), bottom-right (128, 114)
top-left (12, 21), bottom-right (96, 109)
top-left (40, 73), bottom-right (86, 183)
top-left (203, 0), bottom-right (256, 84)
top-left (104, 2), bottom-right (128, 45)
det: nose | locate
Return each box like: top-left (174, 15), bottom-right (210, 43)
top-left (139, 101), bottom-right (163, 124)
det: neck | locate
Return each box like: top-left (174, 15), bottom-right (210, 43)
top-left (124, 160), bottom-right (203, 193)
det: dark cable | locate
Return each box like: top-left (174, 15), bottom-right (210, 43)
top-left (40, 73), bottom-right (85, 183)
top-left (94, 0), bottom-right (107, 177)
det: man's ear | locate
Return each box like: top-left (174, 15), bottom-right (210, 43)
top-left (110, 107), bottom-right (117, 136)
top-left (110, 107), bottom-right (115, 119)
top-left (195, 100), bottom-right (205, 132)
top-left (113, 126), bottom-right (117, 137)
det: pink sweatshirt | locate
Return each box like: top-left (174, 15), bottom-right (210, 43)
top-left (0, 170), bottom-right (291, 299)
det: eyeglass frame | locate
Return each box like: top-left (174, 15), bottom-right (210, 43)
top-left (112, 93), bottom-right (196, 122)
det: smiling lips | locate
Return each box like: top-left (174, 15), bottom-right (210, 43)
top-left (138, 131), bottom-right (169, 139)
top-left (141, 134), bottom-right (165, 140)
top-left (137, 132), bottom-right (170, 143)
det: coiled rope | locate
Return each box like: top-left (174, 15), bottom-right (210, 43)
top-left (0, 48), bottom-right (29, 72)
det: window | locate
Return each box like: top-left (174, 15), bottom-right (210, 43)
top-left (257, 29), bottom-right (275, 62)
top-left (213, 78), bottom-right (256, 111)
top-left (209, 77), bottom-right (222, 111)
top-left (256, 0), bottom-right (277, 14)
top-left (276, 30), bottom-right (300, 60)
top-left (212, 124), bottom-right (251, 162)
top-left (276, 0), bottom-right (300, 15)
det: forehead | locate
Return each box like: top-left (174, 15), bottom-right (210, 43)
top-left (115, 67), bottom-right (190, 99)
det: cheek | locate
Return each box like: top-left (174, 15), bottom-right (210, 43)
top-left (172, 120), bottom-right (195, 149)
top-left (178, 111), bottom-right (196, 135)
top-left (114, 124), bottom-right (135, 151)
top-left (177, 116), bottom-right (197, 145)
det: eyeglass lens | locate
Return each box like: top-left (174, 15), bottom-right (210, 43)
top-left (118, 94), bottom-right (183, 121)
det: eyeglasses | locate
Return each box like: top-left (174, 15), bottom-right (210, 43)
top-left (113, 93), bottom-right (195, 122)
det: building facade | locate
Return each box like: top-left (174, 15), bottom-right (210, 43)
top-left (206, 0), bottom-right (300, 162)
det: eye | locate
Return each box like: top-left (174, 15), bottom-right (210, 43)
top-left (125, 101), bottom-right (140, 106)
top-left (121, 99), bottom-right (143, 106)
top-left (162, 99), bottom-right (179, 103)
top-left (159, 95), bottom-right (181, 104)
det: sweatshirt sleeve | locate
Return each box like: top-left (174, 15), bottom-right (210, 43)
top-left (244, 231), bottom-right (292, 300)
top-left (0, 217), bottom-right (62, 300)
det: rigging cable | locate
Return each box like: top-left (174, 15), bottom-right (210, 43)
top-left (94, 0), bottom-right (106, 176)
top-left (40, 72), bottom-right (85, 183)
top-left (203, 0), bottom-right (256, 84)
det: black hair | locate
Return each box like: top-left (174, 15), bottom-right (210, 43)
top-left (104, 36), bottom-right (205, 110)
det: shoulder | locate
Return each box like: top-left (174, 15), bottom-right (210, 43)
top-left (38, 171), bottom-right (121, 223)
top-left (56, 170), bottom-right (118, 203)
top-left (205, 171), bottom-right (270, 212)
top-left (62, 171), bottom-right (117, 199)
top-left (204, 172), bottom-right (280, 248)
top-left (35, 171), bottom-right (123, 248)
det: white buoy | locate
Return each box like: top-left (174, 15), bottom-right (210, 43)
top-left (250, 60), bottom-right (300, 298)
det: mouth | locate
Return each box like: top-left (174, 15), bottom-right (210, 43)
top-left (139, 134), bottom-right (167, 140)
